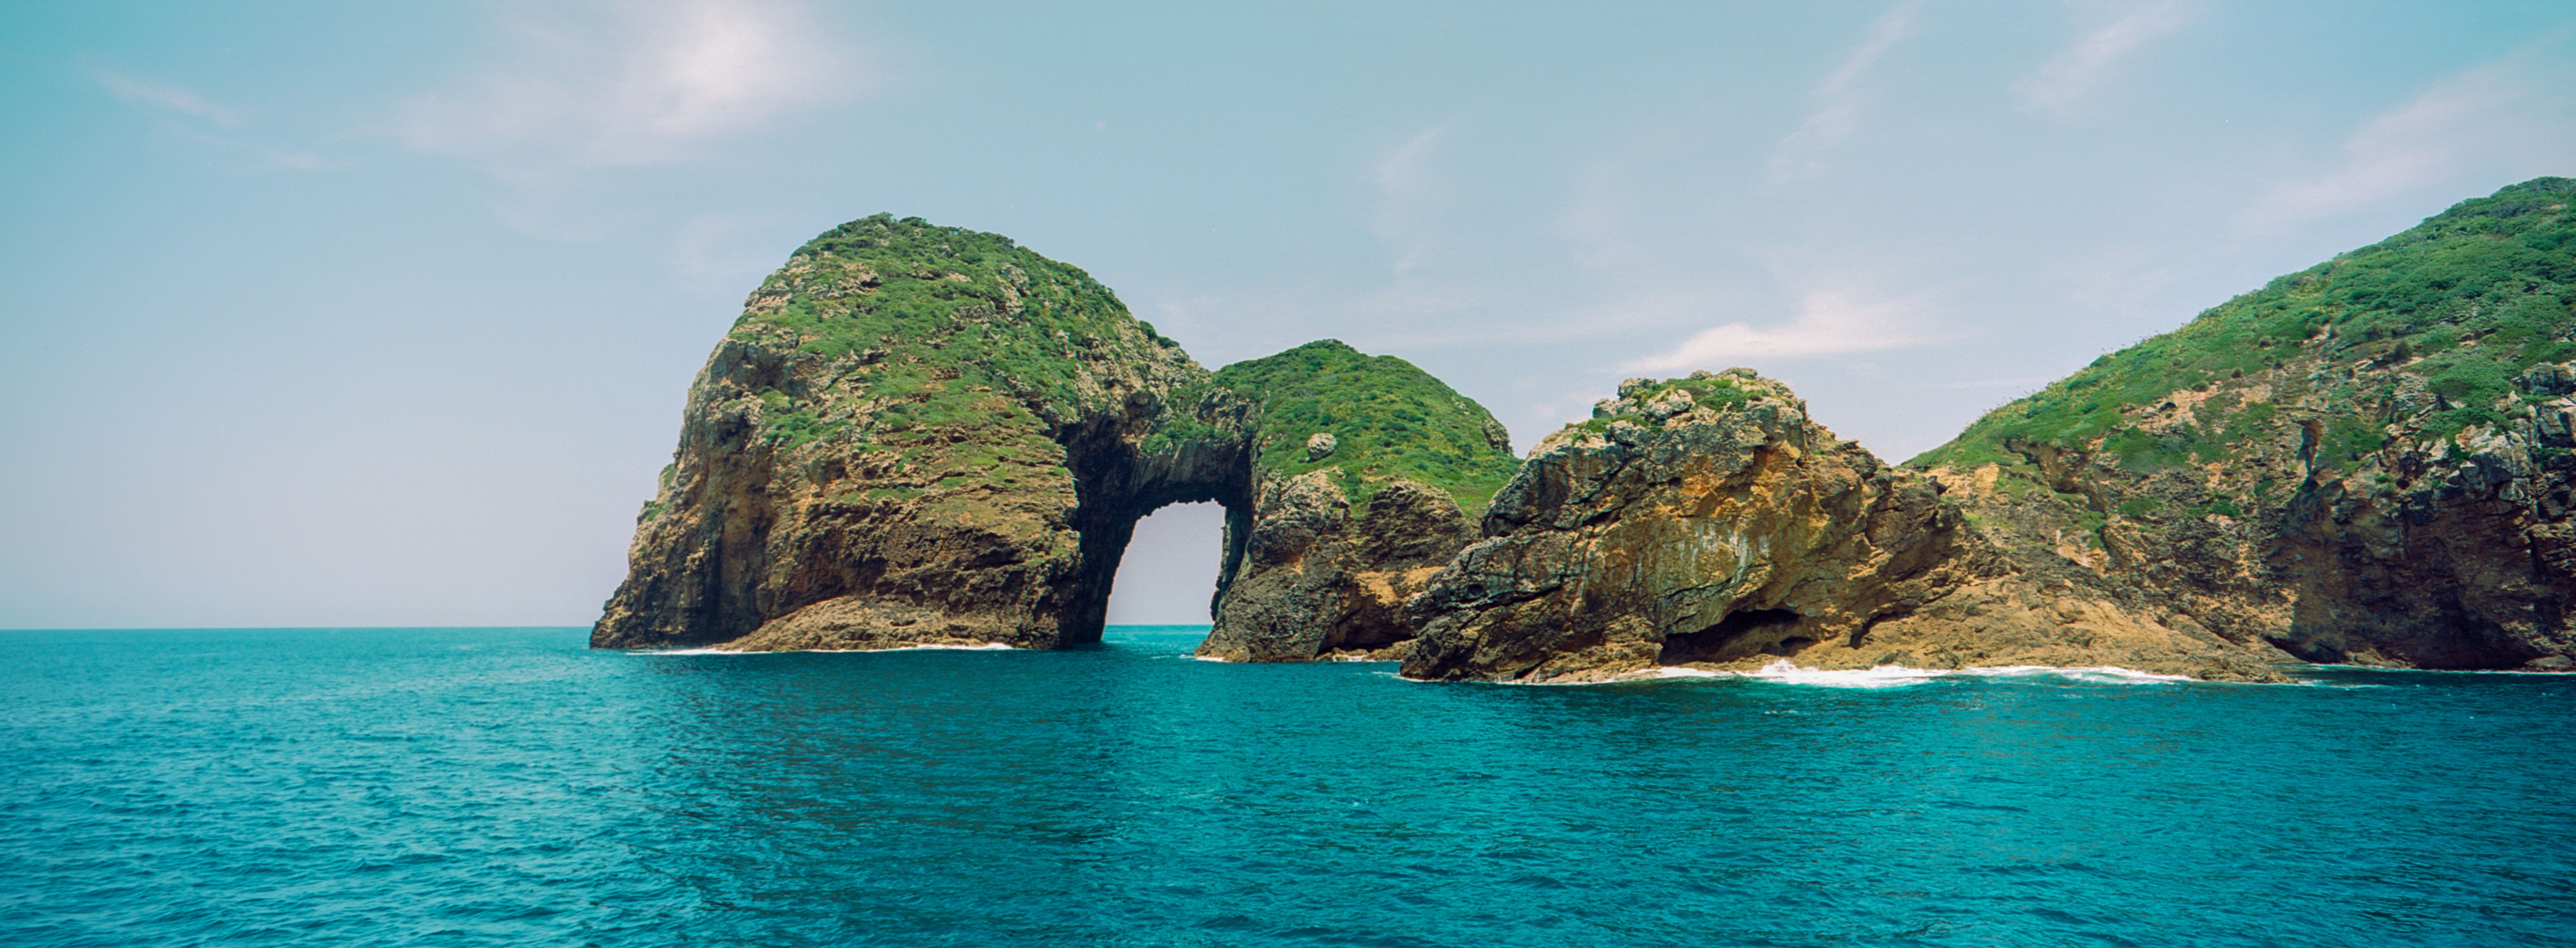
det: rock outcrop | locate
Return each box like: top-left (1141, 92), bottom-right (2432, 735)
top-left (1399, 371), bottom-right (2283, 682)
top-left (592, 215), bottom-right (1251, 651)
top-left (1194, 340), bottom-right (1520, 661)
top-left (1194, 473), bottom-right (1473, 661)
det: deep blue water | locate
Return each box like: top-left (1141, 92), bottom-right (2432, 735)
top-left (3, 627), bottom-right (2571, 947)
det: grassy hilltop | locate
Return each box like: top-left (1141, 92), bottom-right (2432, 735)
top-left (1212, 340), bottom-right (1522, 516)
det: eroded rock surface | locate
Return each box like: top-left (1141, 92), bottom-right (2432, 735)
top-left (1194, 474), bottom-right (1470, 661)
top-left (1400, 371), bottom-right (2286, 682)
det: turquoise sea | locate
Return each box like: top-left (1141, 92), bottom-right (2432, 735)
top-left (3, 626), bottom-right (2570, 946)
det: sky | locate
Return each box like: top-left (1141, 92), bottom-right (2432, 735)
top-left (3, 1), bottom-right (2572, 629)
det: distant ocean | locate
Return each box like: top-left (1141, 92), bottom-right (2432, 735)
top-left (4, 626), bottom-right (2570, 947)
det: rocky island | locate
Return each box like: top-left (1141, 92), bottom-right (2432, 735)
top-left (590, 215), bottom-right (1512, 657)
top-left (598, 178), bottom-right (2576, 679)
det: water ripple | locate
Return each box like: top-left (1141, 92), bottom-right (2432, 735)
top-left (2, 628), bottom-right (2570, 946)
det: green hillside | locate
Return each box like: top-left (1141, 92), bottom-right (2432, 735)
top-left (1913, 177), bottom-right (2576, 472)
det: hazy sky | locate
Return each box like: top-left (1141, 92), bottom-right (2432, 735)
top-left (4, 2), bottom-right (2572, 628)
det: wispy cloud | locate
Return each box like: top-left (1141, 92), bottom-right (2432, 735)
top-left (2016, 0), bottom-right (2195, 120)
top-left (92, 70), bottom-right (241, 127)
top-left (1770, 0), bottom-right (1920, 183)
top-left (1371, 124), bottom-right (1452, 274)
top-left (1624, 285), bottom-right (1946, 373)
top-left (89, 66), bottom-right (345, 171)
top-left (2242, 32), bottom-right (2576, 229)
top-left (396, 0), bottom-right (857, 180)
top-left (670, 212), bottom-right (793, 285)
top-left (1375, 127), bottom-right (1445, 195)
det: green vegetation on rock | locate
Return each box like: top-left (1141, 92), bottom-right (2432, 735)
top-left (1563, 372), bottom-right (1763, 434)
top-left (1913, 177), bottom-right (2576, 470)
top-left (1883, 178), bottom-right (2576, 672)
top-left (1212, 340), bottom-right (1521, 516)
top-left (729, 214), bottom-right (1188, 496)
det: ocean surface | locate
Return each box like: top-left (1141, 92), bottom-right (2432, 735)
top-left (3, 627), bottom-right (2570, 947)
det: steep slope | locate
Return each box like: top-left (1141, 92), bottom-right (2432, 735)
top-left (1911, 177), bottom-right (2576, 670)
top-left (592, 215), bottom-right (1251, 651)
top-left (1195, 341), bottom-right (1520, 660)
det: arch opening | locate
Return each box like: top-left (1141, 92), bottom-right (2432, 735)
top-left (1103, 501), bottom-right (1233, 629)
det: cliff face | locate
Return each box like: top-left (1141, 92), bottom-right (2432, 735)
top-left (1193, 473), bottom-right (1473, 660)
top-left (593, 215), bottom-right (1251, 651)
top-left (1912, 177), bottom-right (2576, 672)
top-left (1398, 371), bottom-right (2282, 683)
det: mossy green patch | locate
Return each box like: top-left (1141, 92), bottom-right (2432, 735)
top-left (1558, 373), bottom-right (1768, 437)
top-left (1213, 340), bottom-right (1521, 516)
top-left (731, 214), bottom-right (1195, 494)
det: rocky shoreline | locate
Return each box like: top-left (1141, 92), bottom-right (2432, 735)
top-left (597, 180), bottom-right (2576, 680)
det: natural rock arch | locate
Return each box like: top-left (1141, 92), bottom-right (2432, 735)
top-left (590, 217), bottom-right (1514, 657)
top-left (1044, 414), bottom-right (1254, 645)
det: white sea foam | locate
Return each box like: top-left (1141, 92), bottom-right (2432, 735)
top-left (1651, 666), bottom-right (1727, 678)
top-left (793, 642), bottom-right (1016, 653)
top-left (1949, 664), bottom-right (2192, 685)
top-left (1609, 659), bottom-right (2198, 688)
top-left (632, 642), bottom-right (1014, 656)
top-left (1739, 659), bottom-right (1952, 689)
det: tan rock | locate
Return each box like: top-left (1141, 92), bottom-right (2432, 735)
top-left (1399, 369), bottom-right (2287, 683)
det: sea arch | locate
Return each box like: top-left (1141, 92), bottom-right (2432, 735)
top-left (588, 217), bottom-right (1515, 657)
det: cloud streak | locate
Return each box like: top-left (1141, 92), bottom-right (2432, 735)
top-left (1770, 0), bottom-right (1919, 183)
top-left (2242, 32), bottom-right (2576, 229)
top-left (1372, 125), bottom-right (1450, 274)
top-left (90, 67), bottom-right (347, 171)
top-left (92, 70), bottom-right (241, 127)
top-left (1624, 286), bottom-right (1945, 373)
top-left (2016, 0), bottom-right (2194, 119)
top-left (395, 0), bottom-right (856, 179)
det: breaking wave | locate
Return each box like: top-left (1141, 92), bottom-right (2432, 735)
top-left (632, 642), bottom-right (1015, 656)
top-left (1638, 659), bottom-right (2192, 689)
